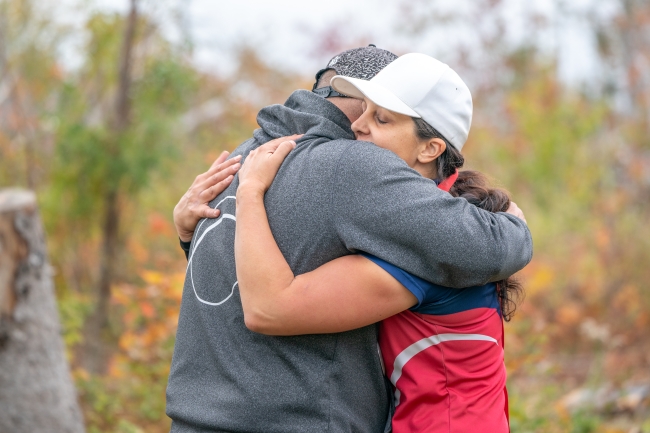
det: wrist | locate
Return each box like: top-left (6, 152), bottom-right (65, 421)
top-left (177, 228), bottom-right (194, 243)
top-left (237, 182), bottom-right (266, 200)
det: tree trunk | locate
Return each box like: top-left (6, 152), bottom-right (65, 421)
top-left (83, 188), bottom-right (121, 374)
top-left (0, 189), bottom-right (85, 433)
top-left (83, 0), bottom-right (138, 374)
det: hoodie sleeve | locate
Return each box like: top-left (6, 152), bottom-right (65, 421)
top-left (330, 140), bottom-right (533, 288)
top-left (180, 238), bottom-right (191, 260)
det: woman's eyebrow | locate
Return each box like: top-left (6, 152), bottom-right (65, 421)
top-left (376, 107), bottom-right (392, 118)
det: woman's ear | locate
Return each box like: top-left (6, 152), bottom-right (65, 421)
top-left (418, 138), bottom-right (446, 164)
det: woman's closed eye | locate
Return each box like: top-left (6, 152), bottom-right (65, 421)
top-left (375, 114), bottom-right (388, 124)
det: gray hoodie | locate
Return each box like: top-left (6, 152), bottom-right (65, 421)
top-left (166, 90), bottom-right (533, 433)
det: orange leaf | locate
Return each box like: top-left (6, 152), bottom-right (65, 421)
top-left (140, 301), bottom-right (155, 319)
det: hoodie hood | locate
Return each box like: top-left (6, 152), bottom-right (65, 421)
top-left (254, 90), bottom-right (355, 143)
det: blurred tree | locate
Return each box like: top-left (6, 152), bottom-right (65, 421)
top-left (85, 0), bottom-right (139, 375)
top-left (38, 2), bottom-right (200, 373)
top-left (0, 190), bottom-right (84, 433)
top-left (590, 0), bottom-right (650, 129)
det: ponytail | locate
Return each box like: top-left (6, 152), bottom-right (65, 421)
top-left (413, 117), bottom-right (524, 321)
top-left (448, 171), bottom-right (524, 322)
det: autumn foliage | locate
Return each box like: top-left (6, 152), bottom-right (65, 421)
top-left (1, 0), bottom-right (649, 432)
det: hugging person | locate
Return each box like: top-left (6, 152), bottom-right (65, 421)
top-left (235, 53), bottom-right (522, 433)
top-left (170, 47), bottom-right (531, 433)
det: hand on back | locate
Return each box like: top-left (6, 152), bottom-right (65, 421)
top-left (173, 135), bottom-right (302, 242)
top-left (505, 201), bottom-right (527, 224)
top-left (173, 151), bottom-right (241, 242)
top-left (238, 135), bottom-right (301, 194)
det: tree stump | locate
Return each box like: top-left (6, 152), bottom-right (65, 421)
top-left (0, 189), bottom-right (84, 433)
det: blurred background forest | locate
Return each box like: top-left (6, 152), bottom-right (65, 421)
top-left (1, 0), bottom-right (649, 432)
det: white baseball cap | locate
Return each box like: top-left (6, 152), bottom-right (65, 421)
top-left (330, 53), bottom-right (473, 151)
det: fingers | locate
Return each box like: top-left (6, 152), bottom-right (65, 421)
top-left (263, 134), bottom-right (303, 150)
top-left (283, 133), bottom-right (303, 142)
top-left (194, 204), bottom-right (221, 219)
top-left (272, 140), bottom-right (297, 162)
top-left (201, 159), bottom-right (241, 189)
top-left (184, 157), bottom-right (240, 219)
top-left (195, 155), bottom-right (240, 186)
top-left (208, 154), bottom-right (241, 176)
top-left (258, 139), bottom-right (284, 154)
top-left (194, 151), bottom-right (230, 183)
top-left (237, 138), bottom-right (297, 192)
top-left (193, 136), bottom-right (299, 185)
top-left (194, 153), bottom-right (240, 184)
top-left (198, 174), bottom-right (236, 202)
top-left (246, 140), bottom-right (296, 169)
top-left (258, 134), bottom-right (303, 153)
top-left (257, 139), bottom-right (297, 157)
top-left (506, 201), bottom-right (527, 223)
top-left (215, 149), bottom-right (230, 164)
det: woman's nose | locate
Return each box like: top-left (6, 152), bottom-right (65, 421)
top-left (351, 114), bottom-right (368, 136)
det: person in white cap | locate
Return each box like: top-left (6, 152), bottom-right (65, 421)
top-left (232, 53), bottom-right (524, 432)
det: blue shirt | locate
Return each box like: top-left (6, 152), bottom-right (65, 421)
top-left (362, 253), bottom-right (500, 316)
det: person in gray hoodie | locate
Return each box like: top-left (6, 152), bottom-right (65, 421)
top-left (167, 46), bottom-right (532, 433)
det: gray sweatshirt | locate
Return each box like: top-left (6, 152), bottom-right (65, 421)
top-left (166, 90), bottom-right (533, 433)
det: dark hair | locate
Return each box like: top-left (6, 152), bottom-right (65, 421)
top-left (413, 118), bottom-right (524, 321)
top-left (413, 118), bottom-right (464, 180)
top-left (315, 69), bottom-right (337, 89)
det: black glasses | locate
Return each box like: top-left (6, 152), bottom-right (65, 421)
top-left (312, 86), bottom-right (349, 98)
top-left (312, 68), bottom-right (349, 98)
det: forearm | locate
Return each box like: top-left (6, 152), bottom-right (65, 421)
top-left (234, 212), bottom-right (416, 335)
top-left (235, 185), bottom-right (295, 327)
top-left (492, 212), bottom-right (533, 279)
top-left (332, 142), bottom-right (533, 287)
top-left (411, 202), bottom-right (532, 285)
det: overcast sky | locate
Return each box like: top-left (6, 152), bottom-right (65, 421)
top-left (57, 0), bottom-right (609, 87)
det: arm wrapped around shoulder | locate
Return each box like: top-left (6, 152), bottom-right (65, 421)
top-left (330, 141), bottom-right (533, 288)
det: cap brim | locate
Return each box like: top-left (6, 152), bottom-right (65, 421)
top-left (330, 75), bottom-right (420, 118)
